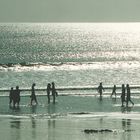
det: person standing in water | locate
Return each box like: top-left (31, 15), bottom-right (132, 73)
top-left (47, 83), bottom-right (51, 104)
top-left (121, 84), bottom-right (126, 107)
top-left (126, 84), bottom-right (134, 106)
top-left (52, 82), bottom-right (58, 104)
top-left (30, 83), bottom-right (38, 105)
top-left (9, 87), bottom-right (14, 106)
top-left (13, 86), bottom-right (20, 108)
top-left (97, 82), bottom-right (104, 97)
top-left (111, 85), bottom-right (117, 98)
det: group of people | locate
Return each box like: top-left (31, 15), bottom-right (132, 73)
top-left (9, 82), bottom-right (134, 108)
top-left (97, 82), bottom-right (134, 107)
top-left (9, 86), bottom-right (20, 108)
top-left (47, 82), bottom-right (58, 104)
top-left (9, 82), bottom-right (58, 108)
top-left (121, 84), bottom-right (134, 107)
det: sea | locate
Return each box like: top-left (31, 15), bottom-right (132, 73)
top-left (0, 23), bottom-right (140, 140)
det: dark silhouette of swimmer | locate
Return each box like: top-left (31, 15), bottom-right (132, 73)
top-left (47, 83), bottom-right (51, 104)
top-left (13, 86), bottom-right (20, 107)
top-left (97, 82), bottom-right (104, 97)
top-left (52, 82), bottom-right (58, 104)
top-left (126, 84), bottom-right (134, 106)
top-left (121, 84), bottom-right (126, 107)
top-left (30, 83), bottom-right (38, 105)
top-left (9, 87), bottom-right (14, 106)
top-left (111, 85), bottom-right (117, 98)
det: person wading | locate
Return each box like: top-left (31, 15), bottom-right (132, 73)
top-left (126, 84), bottom-right (134, 106)
top-left (52, 82), bottom-right (58, 104)
top-left (47, 83), bottom-right (51, 104)
top-left (30, 83), bottom-right (38, 105)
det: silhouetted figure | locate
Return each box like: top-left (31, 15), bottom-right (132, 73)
top-left (13, 86), bottom-right (20, 107)
top-left (30, 83), bottom-right (38, 105)
top-left (52, 82), bottom-right (58, 104)
top-left (111, 85), bottom-right (117, 98)
top-left (9, 87), bottom-right (14, 106)
top-left (121, 84), bottom-right (126, 107)
top-left (47, 83), bottom-right (51, 104)
top-left (97, 82), bottom-right (104, 97)
top-left (126, 84), bottom-right (134, 106)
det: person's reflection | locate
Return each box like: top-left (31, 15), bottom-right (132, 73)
top-left (126, 119), bottom-right (131, 140)
top-left (48, 119), bottom-right (56, 140)
top-left (30, 105), bottom-right (37, 138)
top-left (47, 104), bottom-right (56, 140)
top-left (121, 106), bottom-right (124, 113)
top-left (31, 117), bottom-right (36, 139)
top-left (122, 119), bottom-right (131, 129)
top-left (99, 96), bottom-right (103, 101)
top-left (52, 119), bottom-right (55, 128)
top-left (9, 105), bottom-right (20, 112)
top-left (121, 106), bottom-right (132, 113)
top-left (31, 105), bottom-right (37, 114)
top-left (126, 107), bottom-right (132, 112)
top-left (10, 119), bottom-right (21, 129)
top-left (47, 104), bottom-right (56, 115)
top-left (121, 119), bottom-right (132, 140)
top-left (48, 119), bottom-right (56, 129)
top-left (99, 118), bottom-right (103, 127)
top-left (111, 97), bottom-right (117, 103)
top-left (10, 118), bottom-right (21, 140)
top-left (121, 119), bottom-right (127, 140)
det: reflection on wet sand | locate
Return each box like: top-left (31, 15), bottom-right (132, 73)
top-left (31, 117), bottom-right (36, 139)
top-left (121, 119), bottom-right (132, 140)
top-left (10, 118), bottom-right (21, 140)
top-left (121, 106), bottom-right (132, 113)
top-left (47, 104), bottom-right (56, 115)
top-left (31, 105), bottom-right (37, 114)
top-left (47, 119), bottom-right (56, 140)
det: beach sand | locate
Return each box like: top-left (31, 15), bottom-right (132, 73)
top-left (0, 95), bottom-right (140, 140)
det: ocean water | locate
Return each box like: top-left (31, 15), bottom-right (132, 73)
top-left (0, 23), bottom-right (140, 89)
top-left (1, 23), bottom-right (140, 140)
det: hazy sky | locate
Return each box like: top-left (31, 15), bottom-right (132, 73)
top-left (0, 0), bottom-right (140, 22)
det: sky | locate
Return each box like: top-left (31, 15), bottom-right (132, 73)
top-left (0, 0), bottom-right (140, 22)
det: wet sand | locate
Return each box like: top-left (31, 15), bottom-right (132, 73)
top-left (0, 95), bottom-right (140, 140)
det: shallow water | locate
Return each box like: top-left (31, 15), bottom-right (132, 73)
top-left (1, 117), bottom-right (140, 140)
top-left (0, 95), bottom-right (140, 140)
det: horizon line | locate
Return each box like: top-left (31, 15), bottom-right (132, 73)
top-left (0, 21), bottom-right (140, 24)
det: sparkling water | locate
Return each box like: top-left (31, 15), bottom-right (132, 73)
top-left (0, 23), bottom-right (140, 140)
top-left (0, 23), bottom-right (140, 89)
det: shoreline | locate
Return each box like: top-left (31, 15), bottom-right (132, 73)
top-left (0, 94), bottom-right (140, 140)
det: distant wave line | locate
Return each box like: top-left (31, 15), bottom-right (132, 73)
top-left (0, 85), bottom-right (140, 92)
top-left (0, 60), bottom-right (139, 68)
top-left (0, 93), bottom-right (140, 98)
